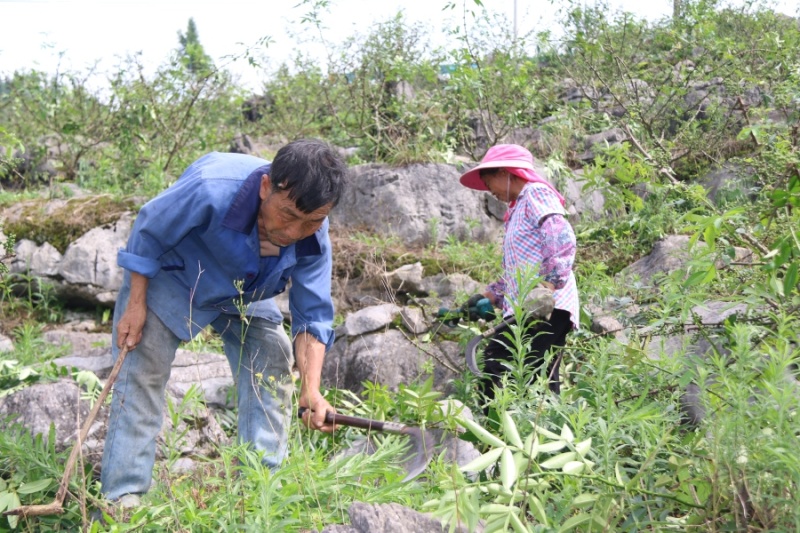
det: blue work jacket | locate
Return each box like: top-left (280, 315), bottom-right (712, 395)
top-left (117, 152), bottom-right (335, 348)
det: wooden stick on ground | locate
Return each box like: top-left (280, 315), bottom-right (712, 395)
top-left (4, 345), bottom-right (130, 518)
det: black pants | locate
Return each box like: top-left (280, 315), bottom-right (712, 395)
top-left (479, 308), bottom-right (573, 401)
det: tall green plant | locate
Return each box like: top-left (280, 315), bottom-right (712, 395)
top-left (178, 18), bottom-right (214, 76)
top-left (555, 0), bottom-right (800, 180)
top-left (107, 53), bottom-right (244, 194)
top-left (0, 68), bottom-right (121, 184)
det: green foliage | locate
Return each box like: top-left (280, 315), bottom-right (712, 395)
top-left (0, 59), bottom-right (244, 197)
top-left (0, 1), bottom-right (799, 530)
top-left (0, 127), bottom-right (24, 187)
top-left (554, 0), bottom-right (800, 178)
top-left (0, 224), bottom-right (14, 278)
top-left (178, 18), bottom-right (214, 76)
top-left (0, 425), bottom-right (59, 531)
top-left (0, 323), bottom-right (70, 400)
top-left (103, 55), bottom-right (245, 195)
top-left (0, 272), bottom-right (63, 332)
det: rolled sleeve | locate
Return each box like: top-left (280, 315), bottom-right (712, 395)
top-left (117, 250), bottom-right (162, 279)
top-left (291, 319), bottom-right (335, 350)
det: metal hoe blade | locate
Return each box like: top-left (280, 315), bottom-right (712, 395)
top-left (397, 426), bottom-right (436, 482)
top-left (465, 316), bottom-right (516, 376)
top-left (299, 407), bottom-right (436, 481)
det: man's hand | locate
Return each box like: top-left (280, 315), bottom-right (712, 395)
top-left (524, 285), bottom-right (555, 320)
top-left (117, 305), bottom-right (146, 349)
top-left (116, 272), bottom-right (149, 350)
top-left (295, 332), bottom-right (336, 433)
top-left (299, 392), bottom-right (337, 433)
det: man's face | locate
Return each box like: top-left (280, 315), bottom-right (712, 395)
top-left (259, 174), bottom-right (332, 247)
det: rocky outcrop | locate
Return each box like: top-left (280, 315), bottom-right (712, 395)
top-left (618, 234), bottom-right (754, 286)
top-left (9, 213), bottom-right (132, 307)
top-left (321, 502), bottom-right (476, 533)
top-left (5, 161), bottom-right (610, 309)
top-left (329, 163), bottom-right (502, 247)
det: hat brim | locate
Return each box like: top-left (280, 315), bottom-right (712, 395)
top-left (459, 159), bottom-right (536, 191)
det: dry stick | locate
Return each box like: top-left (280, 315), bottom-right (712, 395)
top-left (621, 123), bottom-right (680, 185)
top-left (738, 232), bottom-right (769, 256)
top-left (735, 95), bottom-right (760, 148)
top-left (4, 345), bottom-right (130, 518)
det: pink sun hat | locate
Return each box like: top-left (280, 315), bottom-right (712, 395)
top-left (459, 144), bottom-right (565, 206)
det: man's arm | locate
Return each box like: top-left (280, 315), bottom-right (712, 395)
top-left (295, 331), bottom-right (336, 433)
top-left (117, 272), bottom-right (149, 349)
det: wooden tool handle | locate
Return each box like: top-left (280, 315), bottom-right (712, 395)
top-left (297, 407), bottom-right (406, 433)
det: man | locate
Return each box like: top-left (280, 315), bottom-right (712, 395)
top-left (100, 139), bottom-right (347, 504)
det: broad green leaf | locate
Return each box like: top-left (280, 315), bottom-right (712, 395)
top-left (513, 450), bottom-right (530, 474)
top-left (484, 483), bottom-right (512, 497)
top-left (502, 411), bottom-right (524, 448)
top-left (528, 494), bottom-right (549, 526)
top-left (784, 263), bottom-right (798, 297)
top-left (461, 447), bottom-right (504, 473)
top-left (684, 270), bottom-right (707, 287)
top-left (560, 424), bottom-right (574, 442)
top-left (562, 461), bottom-right (586, 475)
top-left (558, 512), bottom-right (593, 532)
top-left (482, 503), bottom-right (515, 514)
top-left (509, 510), bottom-right (528, 533)
top-left (703, 224), bottom-right (716, 248)
top-left (17, 478), bottom-right (53, 495)
top-left (500, 447), bottom-right (518, 490)
top-left (615, 462), bottom-right (626, 485)
top-left (526, 434), bottom-right (540, 458)
top-left (0, 490), bottom-right (14, 512)
top-left (7, 492), bottom-right (20, 529)
top-left (539, 451), bottom-right (577, 469)
top-left (771, 189), bottom-right (788, 207)
top-left (534, 425), bottom-right (561, 440)
top-left (678, 372), bottom-right (695, 387)
top-left (655, 474), bottom-right (673, 487)
top-left (572, 493), bottom-right (598, 508)
top-left (574, 438), bottom-right (592, 458)
top-left (702, 265), bottom-right (717, 283)
top-left (694, 480), bottom-right (712, 504)
top-left (458, 416), bottom-right (506, 448)
top-left (538, 440), bottom-right (567, 454)
top-left (521, 477), bottom-right (551, 490)
top-left (484, 516), bottom-right (508, 533)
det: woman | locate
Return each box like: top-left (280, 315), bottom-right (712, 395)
top-left (459, 144), bottom-right (580, 401)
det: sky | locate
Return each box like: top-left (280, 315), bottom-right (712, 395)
top-left (1, 0), bottom-right (798, 91)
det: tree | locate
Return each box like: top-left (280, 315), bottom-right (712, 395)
top-left (178, 18), bottom-right (213, 75)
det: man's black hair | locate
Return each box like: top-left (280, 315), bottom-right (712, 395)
top-left (269, 139), bottom-right (347, 213)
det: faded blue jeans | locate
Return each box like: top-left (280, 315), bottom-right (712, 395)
top-left (100, 287), bottom-right (294, 500)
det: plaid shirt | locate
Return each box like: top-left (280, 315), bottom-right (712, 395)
top-left (487, 182), bottom-right (580, 329)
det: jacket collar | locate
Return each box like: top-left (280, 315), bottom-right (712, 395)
top-left (222, 164), bottom-right (322, 256)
